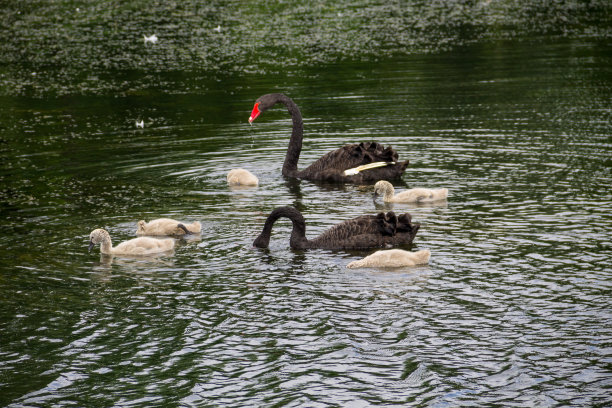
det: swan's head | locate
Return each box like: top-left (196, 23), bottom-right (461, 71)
top-left (373, 180), bottom-right (393, 197)
top-left (89, 228), bottom-right (110, 252)
top-left (249, 94), bottom-right (281, 123)
top-left (137, 220), bottom-right (146, 234)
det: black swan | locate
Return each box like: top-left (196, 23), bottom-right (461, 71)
top-left (248, 93), bottom-right (409, 183)
top-left (253, 206), bottom-right (420, 250)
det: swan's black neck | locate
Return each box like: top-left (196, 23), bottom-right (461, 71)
top-left (253, 206), bottom-right (309, 249)
top-left (275, 94), bottom-right (303, 177)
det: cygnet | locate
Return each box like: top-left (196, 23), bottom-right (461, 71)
top-left (137, 218), bottom-right (201, 236)
top-left (347, 249), bottom-right (430, 268)
top-left (374, 180), bottom-right (448, 203)
top-left (89, 228), bottom-right (175, 255)
top-left (227, 168), bottom-right (258, 186)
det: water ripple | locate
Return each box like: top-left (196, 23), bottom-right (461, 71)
top-left (2, 36), bottom-right (612, 407)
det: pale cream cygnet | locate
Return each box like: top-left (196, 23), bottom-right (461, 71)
top-left (89, 228), bottom-right (175, 255)
top-left (374, 180), bottom-right (448, 203)
top-left (137, 218), bottom-right (201, 236)
top-left (347, 249), bottom-right (430, 268)
top-left (227, 168), bottom-right (259, 186)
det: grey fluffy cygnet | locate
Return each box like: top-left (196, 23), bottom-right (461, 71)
top-left (374, 180), bottom-right (448, 203)
top-left (347, 249), bottom-right (430, 268)
top-left (227, 168), bottom-right (259, 186)
top-left (136, 219), bottom-right (201, 236)
top-left (89, 229), bottom-right (175, 255)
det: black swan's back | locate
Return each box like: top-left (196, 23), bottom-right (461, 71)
top-left (310, 211), bottom-right (419, 249)
top-left (299, 141), bottom-right (408, 183)
top-left (253, 206), bottom-right (420, 250)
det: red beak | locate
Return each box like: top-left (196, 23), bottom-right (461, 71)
top-left (248, 102), bottom-right (261, 123)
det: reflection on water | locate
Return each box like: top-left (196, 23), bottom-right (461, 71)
top-left (91, 254), bottom-right (177, 280)
top-left (94, 252), bottom-right (177, 267)
top-left (228, 184), bottom-right (259, 192)
top-left (1, 3), bottom-right (612, 406)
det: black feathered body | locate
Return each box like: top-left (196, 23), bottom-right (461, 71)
top-left (253, 206), bottom-right (420, 250)
top-left (297, 141), bottom-right (408, 183)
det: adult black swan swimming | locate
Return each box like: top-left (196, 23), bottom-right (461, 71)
top-left (248, 93), bottom-right (409, 183)
top-left (253, 206), bottom-right (420, 250)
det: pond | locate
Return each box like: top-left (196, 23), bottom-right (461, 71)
top-left (1, 1), bottom-right (611, 407)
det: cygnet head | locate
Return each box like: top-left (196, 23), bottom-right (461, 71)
top-left (89, 228), bottom-right (110, 252)
top-left (373, 180), bottom-right (393, 197)
top-left (137, 220), bottom-right (146, 234)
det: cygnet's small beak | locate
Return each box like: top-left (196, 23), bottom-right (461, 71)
top-left (88, 240), bottom-right (94, 252)
top-left (248, 102), bottom-right (261, 124)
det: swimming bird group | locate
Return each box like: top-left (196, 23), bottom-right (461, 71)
top-left (89, 93), bottom-right (447, 269)
top-left (88, 218), bottom-right (200, 256)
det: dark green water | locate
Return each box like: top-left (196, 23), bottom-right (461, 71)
top-left (1, 1), bottom-right (611, 407)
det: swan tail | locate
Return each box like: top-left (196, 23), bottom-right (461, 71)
top-left (415, 249), bottom-right (431, 264)
top-left (375, 211), bottom-right (420, 242)
top-left (357, 141), bottom-right (398, 162)
top-left (191, 221), bottom-right (202, 233)
top-left (397, 213), bottom-right (420, 239)
top-left (375, 211), bottom-right (398, 236)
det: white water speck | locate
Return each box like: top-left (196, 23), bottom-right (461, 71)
top-left (143, 34), bottom-right (158, 44)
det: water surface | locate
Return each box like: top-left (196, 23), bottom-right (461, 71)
top-left (1, 2), bottom-right (611, 407)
